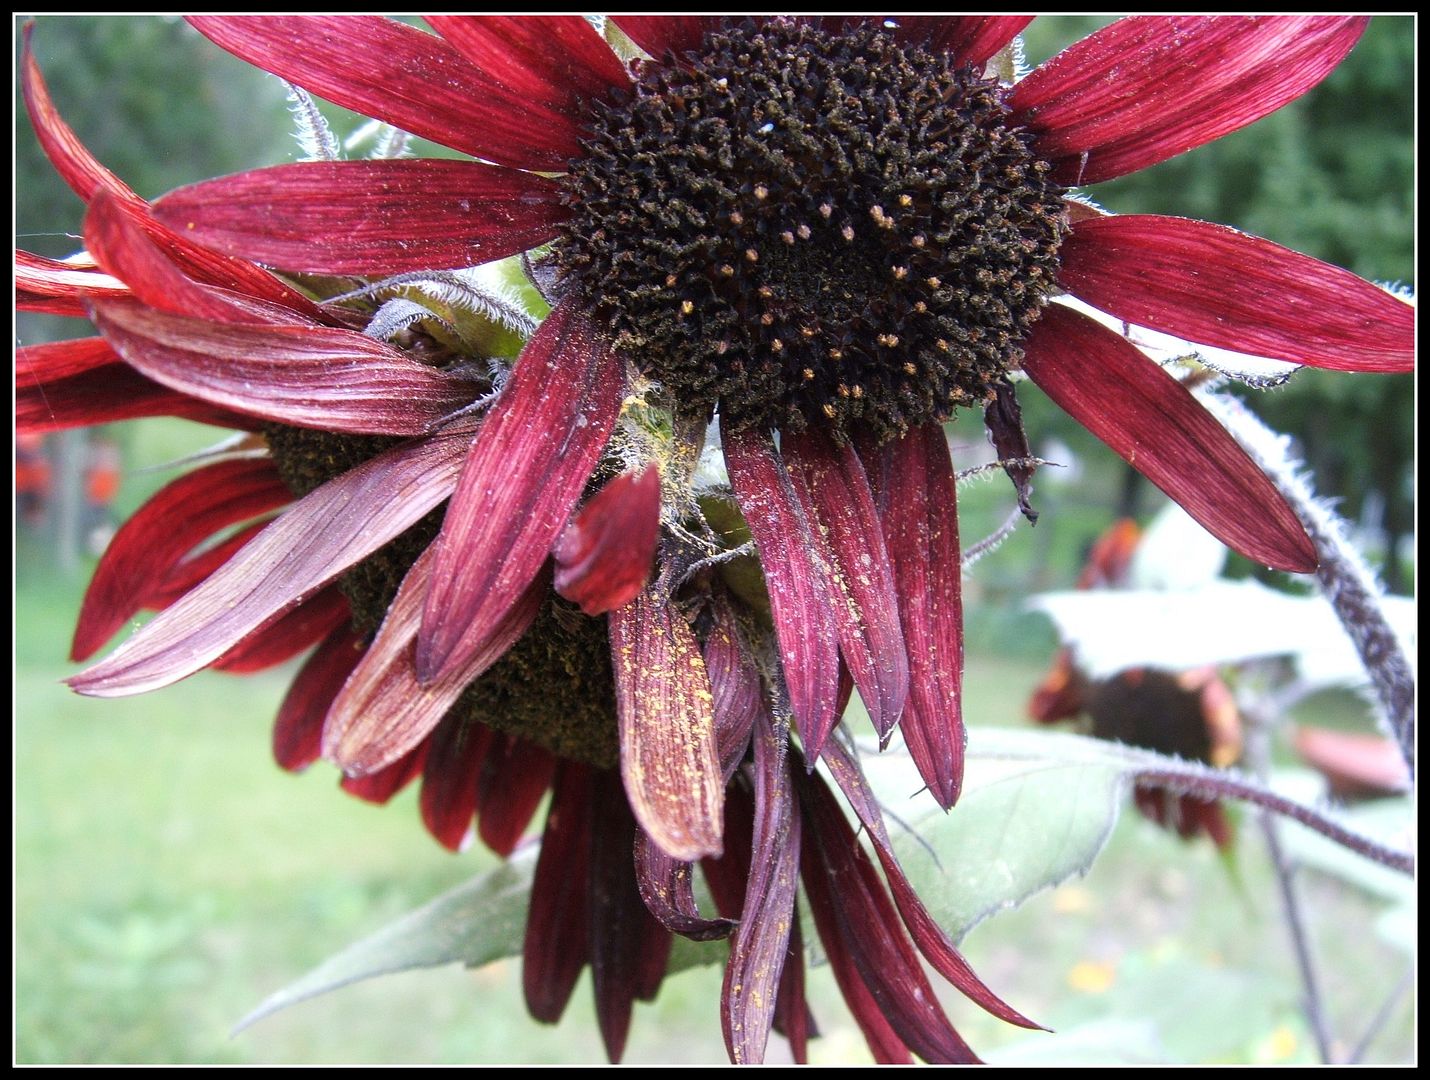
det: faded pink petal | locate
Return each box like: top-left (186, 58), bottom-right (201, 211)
top-left (154, 160), bottom-right (568, 276)
top-left (1059, 215), bottom-right (1414, 373)
top-left (146, 520), bottom-right (271, 610)
top-left (427, 16), bottom-right (629, 113)
top-left (72, 458), bottom-right (291, 661)
top-left (1013, 16), bottom-right (1369, 185)
top-left (553, 466), bottom-right (661, 616)
top-left (68, 416), bottom-right (479, 698)
top-left (721, 422), bottom-right (840, 759)
top-left (212, 586), bottom-right (350, 674)
top-left (272, 623), bottom-right (365, 772)
top-left (859, 424), bottom-right (966, 809)
top-left (322, 549), bottom-right (546, 777)
top-left (783, 428), bottom-right (909, 742)
top-left (609, 582), bottom-right (724, 861)
top-left (419, 716), bottom-right (494, 852)
top-left (90, 300), bottom-right (479, 437)
top-left (1021, 304), bottom-right (1317, 573)
top-left (418, 299), bottom-right (625, 684)
top-left (188, 16), bottom-right (583, 172)
top-left (722, 711), bottom-right (799, 1064)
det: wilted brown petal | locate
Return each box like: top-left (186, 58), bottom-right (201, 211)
top-left (1021, 304), bottom-right (1317, 573)
top-left (1059, 215), bottom-right (1414, 373)
top-left (609, 583), bottom-right (724, 861)
top-left (634, 828), bottom-right (736, 941)
top-left (418, 298), bottom-right (625, 684)
top-left (783, 427), bottom-right (909, 743)
top-left (322, 549), bottom-right (546, 777)
top-left (554, 466), bottom-right (662, 616)
top-left (722, 423), bottom-right (841, 759)
top-left (983, 379), bottom-right (1039, 524)
top-left (1012, 16), bottom-right (1368, 184)
top-left (68, 416), bottom-right (479, 698)
top-left (701, 596), bottom-right (763, 780)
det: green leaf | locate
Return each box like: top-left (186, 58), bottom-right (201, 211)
top-left (864, 729), bottom-right (1128, 942)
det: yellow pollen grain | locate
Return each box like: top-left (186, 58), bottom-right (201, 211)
top-left (819, 202), bottom-right (833, 219)
top-left (841, 224), bottom-right (855, 241)
top-left (878, 333), bottom-right (900, 347)
top-left (745, 248), bottom-right (760, 262)
top-left (927, 276), bottom-right (942, 288)
top-left (800, 325), bottom-right (817, 338)
top-left (892, 266), bottom-right (908, 279)
top-left (760, 312), bottom-right (775, 325)
top-left (837, 384), bottom-right (850, 397)
top-left (823, 403), bottom-right (837, 418)
top-left (802, 368), bottom-right (815, 380)
top-left (903, 362), bottom-right (918, 375)
top-left (771, 338), bottom-right (784, 352)
top-left (780, 230), bottom-right (796, 245)
top-left (680, 299), bottom-right (694, 315)
top-left (936, 339), bottom-right (950, 352)
top-left (757, 285), bottom-right (774, 298)
top-left (754, 183), bottom-right (769, 200)
top-left (796, 223), bottom-right (811, 239)
top-left (729, 210), bottom-right (744, 225)
top-left (914, 300), bottom-right (927, 313)
top-left (828, 347), bottom-right (843, 360)
top-left (665, 273), bottom-right (678, 287)
top-left (851, 384), bottom-right (864, 398)
top-left (912, 234), bottom-right (926, 248)
top-left (719, 264), bottom-right (735, 277)
top-left (898, 193), bottom-right (913, 207)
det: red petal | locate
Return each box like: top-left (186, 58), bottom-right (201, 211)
top-left (16, 337), bottom-right (120, 383)
top-left (772, 907), bottom-right (816, 1063)
top-left (1013, 16), bottom-right (1369, 185)
top-left (18, 365), bottom-right (254, 435)
top-left (154, 159), bottom-right (567, 276)
top-left (783, 428), bottom-right (909, 741)
top-left (474, 736), bottom-right (556, 857)
top-left (212, 586), bottom-right (350, 673)
top-left (322, 549), bottom-right (545, 777)
top-left (16, 251), bottom-right (128, 307)
top-left (72, 458), bottom-right (291, 660)
top-left (850, 16), bottom-right (1032, 67)
top-left (588, 771), bottom-right (672, 1063)
top-left (524, 761), bottom-right (594, 1024)
top-left (721, 423), bottom-right (840, 760)
top-left (188, 16), bottom-right (584, 172)
top-left (1021, 305), bottom-right (1317, 572)
top-left (701, 595), bottom-right (763, 780)
top-left (1059, 215), bottom-right (1414, 373)
top-left (339, 742), bottom-right (428, 805)
top-left (609, 582), bottom-right (724, 861)
top-left (272, 622), bottom-right (365, 772)
top-left (859, 424), bottom-right (967, 809)
top-left (146, 520), bottom-right (271, 609)
top-left (89, 300), bottom-right (478, 437)
top-left (427, 16), bottom-right (629, 113)
top-left (553, 466), bottom-right (661, 616)
top-left (608, 16), bottom-right (717, 59)
top-left (634, 828), bottom-right (736, 940)
top-left (722, 711), bottom-right (799, 1064)
top-left (419, 716), bottom-right (494, 852)
top-left (798, 766), bottom-right (978, 1063)
top-left (417, 299), bottom-right (625, 683)
top-left (821, 739), bottom-right (1042, 1029)
top-left (68, 416), bottom-right (478, 698)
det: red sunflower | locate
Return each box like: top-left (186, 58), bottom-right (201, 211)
top-left (17, 14), bottom-right (1413, 1065)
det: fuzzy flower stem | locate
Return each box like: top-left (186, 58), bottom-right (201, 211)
top-left (1200, 392), bottom-right (1415, 780)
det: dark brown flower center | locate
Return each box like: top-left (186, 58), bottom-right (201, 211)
top-left (558, 19), bottom-right (1067, 442)
top-left (265, 425), bottom-right (620, 767)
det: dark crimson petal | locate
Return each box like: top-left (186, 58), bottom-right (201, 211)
top-left (18, 365), bottom-right (254, 435)
top-left (211, 586), bottom-right (349, 674)
top-left (721, 423), bottom-right (840, 760)
top-left (524, 761), bottom-right (594, 1024)
top-left (701, 595), bottom-right (763, 780)
top-left (272, 622), bottom-right (366, 772)
top-left (821, 739), bottom-right (1042, 1029)
top-left (1021, 305), bottom-right (1317, 573)
top-left (609, 580), bottom-right (725, 861)
top-left (89, 300), bottom-right (480, 437)
top-left (419, 717), bottom-right (494, 852)
top-left (84, 191), bottom-right (301, 326)
top-left (608, 16), bottom-right (718, 59)
top-left (339, 743), bottom-right (428, 805)
top-left (633, 902), bottom-right (674, 1005)
top-left (418, 299), bottom-right (625, 684)
top-left (71, 454), bottom-right (290, 658)
top-left (553, 466), bottom-right (661, 616)
top-left (634, 829), bottom-right (736, 941)
top-left (722, 711), bottom-right (799, 1064)
top-left (19, 293), bottom-right (88, 318)
top-left (154, 160), bottom-right (568, 276)
top-left (1012, 16), bottom-right (1369, 185)
top-left (858, 424), bottom-right (967, 809)
top-left (783, 428), bottom-right (909, 742)
top-left (797, 766), bottom-right (979, 1063)
top-left (16, 251), bottom-right (128, 307)
top-left (427, 16), bottom-right (629, 112)
top-left (1059, 215), bottom-right (1414, 373)
top-left (68, 416), bottom-right (478, 698)
top-left (474, 736), bottom-right (556, 857)
top-left (588, 770), bottom-right (671, 1063)
top-left (323, 551), bottom-right (545, 777)
top-left (16, 337), bottom-right (121, 384)
top-left (187, 16), bottom-right (583, 171)
top-left (772, 904), bottom-right (815, 1064)
top-left (699, 786), bottom-right (756, 921)
top-left (146, 520), bottom-right (272, 610)
top-left (983, 379), bottom-right (1038, 524)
